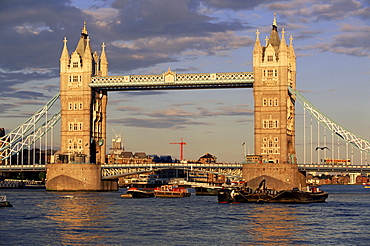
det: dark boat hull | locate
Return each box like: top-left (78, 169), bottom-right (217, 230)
top-left (218, 188), bottom-right (328, 204)
top-left (126, 189), bottom-right (155, 198)
top-left (195, 187), bottom-right (220, 196)
top-left (0, 201), bottom-right (13, 207)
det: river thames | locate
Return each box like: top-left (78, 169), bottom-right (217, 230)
top-left (1, 185), bottom-right (369, 245)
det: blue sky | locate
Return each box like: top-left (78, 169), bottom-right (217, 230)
top-left (0, 0), bottom-right (369, 163)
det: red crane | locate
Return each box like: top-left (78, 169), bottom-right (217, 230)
top-left (169, 138), bottom-right (187, 160)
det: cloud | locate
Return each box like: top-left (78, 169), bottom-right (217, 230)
top-left (148, 107), bottom-right (196, 117)
top-left (303, 24), bottom-right (370, 57)
top-left (108, 117), bottom-right (211, 130)
top-left (196, 105), bottom-right (253, 117)
top-left (13, 22), bottom-right (53, 34)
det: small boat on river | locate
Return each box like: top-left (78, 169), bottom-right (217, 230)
top-left (121, 187), bottom-right (155, 198)
top-left (154, 185), bottom-right (191, 198)
top-left (0, 195), bottom-right (13, 207)
top-left (218, 179), bottom-right (328, 204)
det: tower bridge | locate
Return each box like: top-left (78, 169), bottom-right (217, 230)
top-left (1, 17), bottom-right (369, 191)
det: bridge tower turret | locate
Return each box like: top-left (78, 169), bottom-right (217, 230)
top-left (252, 15), bottom-right (297, 164)
top-left (59, 22), bottom-right (108, 165)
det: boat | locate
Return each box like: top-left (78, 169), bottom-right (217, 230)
top-left (195, 185), bottom-right (222, 196)
top-left (0, 195), bottom-right (13, 207)
top-left (127, 187), bottom-right (155, 198)
top-left (218, 179), bottom-right (328, 204)
top-left (363, 183), bottom-right (370, 188)
top-left (120, 187), bottom-right (155, 198)
top-left (154, 185), bottom-right (191, 198)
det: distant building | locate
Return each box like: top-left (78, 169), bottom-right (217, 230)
top-left (108, 151), bottom-right (153, 164)
top-left (198, 153), bottom-right (217, 164)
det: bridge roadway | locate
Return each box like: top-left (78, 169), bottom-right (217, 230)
top-left (89, 71), bottom-right (254, 91)
top-left (1, 163), bottom-right (370, 177)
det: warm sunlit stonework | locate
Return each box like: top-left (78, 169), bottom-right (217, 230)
top-left (48, 16), bottom-right (305, 191)
top-left (243, 16), bottom-right (305, 190)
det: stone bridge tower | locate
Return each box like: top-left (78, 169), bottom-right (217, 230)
top-left (253, 15), bottom-right (297, 164)
top-left (244, 16), bottom-right (305, 190)
top-left (59, 23), bottom-right (108, 165)
top-left (46, 23), bottom-right (115, 191)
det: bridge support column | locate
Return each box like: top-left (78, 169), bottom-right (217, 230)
top-left (46, 163), bottom-right (118, 191)
top-left (348, 173), bottom-right (361, 185)
top-left (242, 162), bottom-right (306, 190)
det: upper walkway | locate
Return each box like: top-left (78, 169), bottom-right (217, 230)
top-left (89, 71), bottom-right (254, 91)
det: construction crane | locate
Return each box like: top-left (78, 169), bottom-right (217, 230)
top-left (169, 138), bottom-right (186, 160)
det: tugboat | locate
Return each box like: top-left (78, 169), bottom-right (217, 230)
top-left (154, 185), bottom-right (191, 198)
top-left (218, 179), bottom-right (328, 204)
top-left (0, 195), bottom-right (13, 207)
top-left (121, 187), bottom-right (155, 198)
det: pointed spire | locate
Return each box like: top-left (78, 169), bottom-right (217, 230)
top-left (100, 42), bottom-right (108, 64)
top-left (60, 37), bottom-right (69, 60)
top-left (75, 22), bottom-right (89, 56)
top-left (268, 13), bottom-right (280, 51)
top-left (253, 29), bottom-right (262, 54)
top-left (82, 21), bottom-right (88, 35)
top-left (279, 28), bottom-right (287, 52)
top-left (273, 13), bottom-right (277, 27)
top-left (100, 42), bottom-right (108, 76)
top-left (83, 36), bottom-right (92, 59)
top-left (289, 35), bottom-right (295, 57)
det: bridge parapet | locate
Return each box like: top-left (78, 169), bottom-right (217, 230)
top-left (89, 71), bottom-right (254, 90)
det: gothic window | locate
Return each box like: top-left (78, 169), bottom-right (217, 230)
top-left (262, 120), bottom-right (279, 129)
top-left (79, 103), bottom-right (83, 110)
top-left (69, 103), bottom-right (72, 110)
top-left (263, 137), bottom-right (267, 142)
top-left (263, 98), bottom-right (267, 106)
top-left (274, 70), bottom-right (278, 76)
top-left (274, 137), bottom-right (278, 142)
top-left (73, 62), bottom-right (78, 68)
top-left (268, 99), bottom-right (273, 106)
top-left (267, 70), bottom-right (273, 77)
top-left (267, 56), bottom-right (273, 62)
top-left (274, 98), bottom-right (279, 106)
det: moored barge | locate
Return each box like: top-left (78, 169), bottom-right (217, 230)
top-left (218, 179), bottom-right (328, 204)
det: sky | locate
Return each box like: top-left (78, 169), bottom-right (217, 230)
top-left (0, 0), bottom-right (369, 163)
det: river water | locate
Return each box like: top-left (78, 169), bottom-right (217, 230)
top-left (1, 185), bottom-right (369, 246)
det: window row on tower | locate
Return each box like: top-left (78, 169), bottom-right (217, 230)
top-left (68, 102), bottom-right (83, 110)
top-left (68, 122), bottom-right (83, 131)
top-left (262, 98), bottom-right (279, 106)
top-left (68, 75), bottom-right (82, 87)
top-left (262, 120), bottom-right (279, 129)
top-left (263, 69), bottom-right (278, 77)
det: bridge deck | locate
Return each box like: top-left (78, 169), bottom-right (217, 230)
top-left (89, 72), bottom-right (254, 91)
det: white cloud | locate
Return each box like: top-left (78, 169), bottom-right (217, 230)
top-left (13, 22), bottom-right (53, 34)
